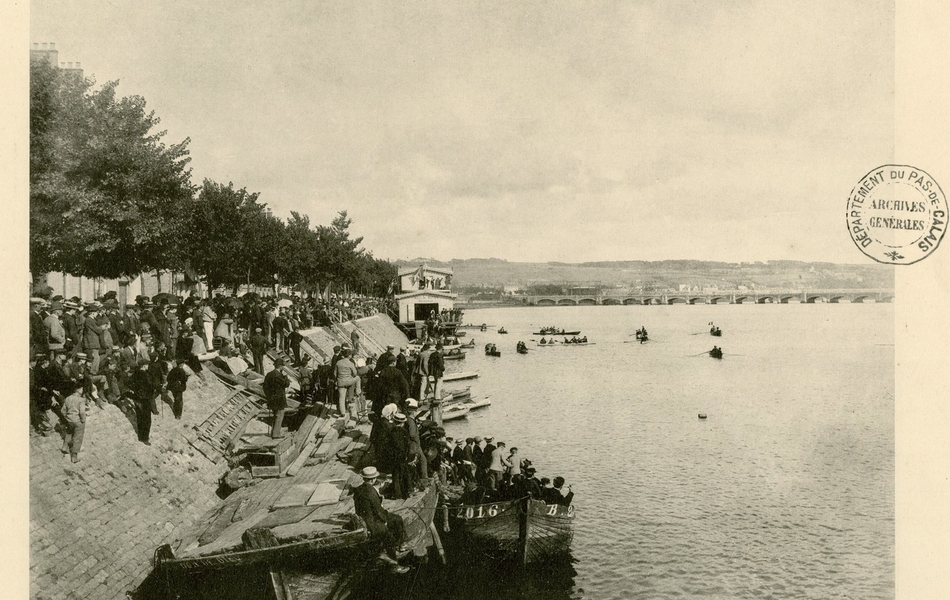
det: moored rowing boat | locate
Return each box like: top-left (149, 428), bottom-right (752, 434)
top-left (443, 497), bottom-right (575, 564)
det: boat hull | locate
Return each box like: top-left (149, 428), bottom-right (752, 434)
top-left (158, 480), bottom-right (440, 574)
top-left (446, 498), bottom-right (574, 564)
top-left (532, 330), bottom-right (580, 336)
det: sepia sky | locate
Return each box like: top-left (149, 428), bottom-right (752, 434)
top-left (31, 0), bottom-right (895, 264)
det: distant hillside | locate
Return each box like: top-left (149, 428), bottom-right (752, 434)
top-left (393, 258), bottom-right (894, 292)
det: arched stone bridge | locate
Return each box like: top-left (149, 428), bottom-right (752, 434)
top-left (526, 289), bottom-right (894, 306)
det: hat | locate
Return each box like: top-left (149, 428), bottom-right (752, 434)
top-left (525, 466), bottom-right (537, 475)
top-left (49, 301), bottom-right (63, 311)
top-left (63, 300), bottom-right (80, 310)
top-left (484, 436), bottom-right (494, 442)
top-left (85, 302), bottom-right (101, 312)
top-left (29, 297), bottom-right (47, 306)
top-left (400, 346), bottom-right (407, 352)
top-left (406, 398), bottom-right (418, 409)
top-left (465, 437), bottom-right (474, 444)
top-left (474, 436), bottom-right (483, 443)
top-left (455, 438), bottom-right (464, 445)
top-left (32, 352), bottom-right (48, 361)
top-left (185, 317), bottom-right (194, 325)
top-left (333, 345), bottom-right (341, 352)
top-left (361, 466), bottom-right (380, 480)
top-left (274, 358), bottom-right (285, 367)
top-left (255, 327), bottom-right (262, 332)
top-left (386, 344), bottom-right (395, 350)
top-left (393, 412), bottom-right (407, 423)
top-left (301, 355), bottom-right (311, 364)
top-left (76, 352), bottom-right (88, 360)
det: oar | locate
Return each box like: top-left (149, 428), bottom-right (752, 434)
top-left (686, 351), bottom-right (711, 357)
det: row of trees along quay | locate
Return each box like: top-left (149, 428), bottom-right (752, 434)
top-left (29, 57), bottom-right (396, 297)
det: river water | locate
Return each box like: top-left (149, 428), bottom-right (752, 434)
top-left (280, 303), bottom-right (894, 599)
top-left (397, 303), bottom-right (894, 600)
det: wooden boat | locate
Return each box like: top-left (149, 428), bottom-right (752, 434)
top-left (709, 347), bottom-right (723, 359)
top-left (516, 345), bottom-right (528, 354)
top-left (485, 349), bottom-right (501, 357)
top-left (441, 404), bottom-right (471, 421)
top-left (532, 329), bottom-right (580, 336)
top-left (444, 497), bottom-right (574, 564)
top-left (444, 371), bottom-right (479, 382)
top-left (498, 328), bottom-right (508, 334)
top-left (443, 351), bottom-right (466, 361)
top-left (441, 387), bottom-right (471, 403)
top-left (153, 472), bottom-right (439, 575)
top-left (710, 327), bottom-right (722, 337)
top-left (460, 339), bottom-right (476, 348)
top-left (455, 397), bottom-right (491, 411)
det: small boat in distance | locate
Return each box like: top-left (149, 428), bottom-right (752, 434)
top-left (709, 346), bottom-right (723, 359)
top-left (709, 323), bottom-right (722, 337)
top-left (485, 343), bottom-right (501, 357)
top-left (498, 327), bottom-right (508, 334)
top-left (516, 341), bottom-right (528, 354)
top-left (532, 328), bottom-right (580, 336)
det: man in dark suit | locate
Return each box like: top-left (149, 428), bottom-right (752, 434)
top-left (263, 358), bottom-right (290, 438)
top-left (524, 467), bottom-right (543, 499)
top-left (352, 466), bottom-right (411, 574)
top-left (30, 298), bottom-right (50, 358)
top-left (552, 476), bottom-right (574, 506)
top-left (395, 347), bottom-right (411, 384)
top-left (248, 327), bottom-right (269, 375)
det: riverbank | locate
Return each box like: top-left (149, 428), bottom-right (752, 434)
top-left (30, 314), bottom-right (411, 600)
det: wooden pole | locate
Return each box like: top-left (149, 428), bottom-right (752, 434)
top-left (427, 520), bottom-right (447, 564)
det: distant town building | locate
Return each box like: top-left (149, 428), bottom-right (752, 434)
top-left (31, 42), bottom-right (84, 76)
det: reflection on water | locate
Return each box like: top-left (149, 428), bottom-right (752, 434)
top-left (287, 551), bottom-right (579, 600)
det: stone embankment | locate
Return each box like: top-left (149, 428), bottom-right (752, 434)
top-left (30, 314), bottom-right (410, 600)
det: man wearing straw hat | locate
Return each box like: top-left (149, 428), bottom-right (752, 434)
top-left (352, 466), bottom-right (411, 574)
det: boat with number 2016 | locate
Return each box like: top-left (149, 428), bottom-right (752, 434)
top-left (444, 497), bottom-right (575, 564)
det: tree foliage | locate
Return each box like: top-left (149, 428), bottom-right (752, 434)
top-left (30, 58), bottom-right (397, 296)
top-left (30, 59), bottom-right (194, 278)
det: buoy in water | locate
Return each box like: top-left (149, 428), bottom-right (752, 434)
top-left (698, 413), bottom-right (707, 419)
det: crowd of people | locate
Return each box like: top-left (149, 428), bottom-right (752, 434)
top-left (27, 290), bottom-right (395, 461)
top-left (361, 397), bottom-right (573, 501)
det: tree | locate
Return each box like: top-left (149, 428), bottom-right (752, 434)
top-left (30, 59), bottom-right (194, 278)
top-left (187, 180), bottom-right (276, 294)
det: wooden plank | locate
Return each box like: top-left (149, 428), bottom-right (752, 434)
top-left (189, 508), bottom-right (270, 556)
top-left (271, 484), bottom-right (320, 509)
top-left (255, 506), bottom-right (319, 530)
top-left (284, 441), bottom-right (316, 477)
top-left (306, 480), bottom-right (348, 506)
